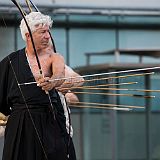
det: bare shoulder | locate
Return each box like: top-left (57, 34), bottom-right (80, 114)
top-left (65, 65), bottom-right (79, 77)
top-left (50, 52), bottom-right (64, 62)
top-left (43, 47), bottom-right (63, 58)
top-left (51, 53), bottom-right (64, 59)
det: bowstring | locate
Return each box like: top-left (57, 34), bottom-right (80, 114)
top-left (4, 1), bottom-right (50, 159)
top-left (12, 1), bottom-right (71, 159)
top-left (8, 56), bottom-right (48, 160)
top-left (14, 1), bottom-right (71, 158)
top-left (29, 0), bottom-right (72, 157)
top-left (30, 1), bottom-right (58, 120)
top-left (1, 10), bottom-right (48, 159)
top-left (13, 0), bottom-right (57, 119)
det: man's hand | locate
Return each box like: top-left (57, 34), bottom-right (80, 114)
top-left (0, 113), bottom-right (8, 126)
top-left (65, 92), bottom-right (79, 104)
top-left (57, 78), bottom-right (76, 94)
top-left (37, 77), bottom-right (55, 91)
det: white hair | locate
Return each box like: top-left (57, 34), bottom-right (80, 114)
top-left (20, 12), bottom-right (53, 41)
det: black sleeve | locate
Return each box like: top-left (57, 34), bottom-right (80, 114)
top-left (0, 57), bottom-right (11, 115)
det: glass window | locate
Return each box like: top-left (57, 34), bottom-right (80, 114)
top-left (0, 27), bottom-right (15, 60)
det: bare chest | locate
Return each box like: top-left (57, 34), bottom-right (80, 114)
top-left (27, 56), bottom-right (52, 80)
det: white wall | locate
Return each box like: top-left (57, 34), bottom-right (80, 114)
top-left (1, 0), bottom-right (160, 8)
top-left (55, 0), bottom-right (160, 8)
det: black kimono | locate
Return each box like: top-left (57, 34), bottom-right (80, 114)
top-left (0, 48), bottom-right (76, 160)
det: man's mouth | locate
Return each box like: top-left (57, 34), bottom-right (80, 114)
top-left (42, 42), bottom-right (49, 45)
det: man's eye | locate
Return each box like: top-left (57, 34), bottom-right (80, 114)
top-left (38, 30), bottom-right (45, 34)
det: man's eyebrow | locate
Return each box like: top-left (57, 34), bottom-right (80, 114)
top-left (37, 28), bottom-right (46, 32)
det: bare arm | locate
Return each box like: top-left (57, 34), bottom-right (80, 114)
top-left (38, 53), bottom-right (65, 91)
top-left (57, 65), bottom-right (84, 95)
top-left (60, 65), bottom-right (84, 88)
top-left (65, 92), bottom-right (79, 104)
top-left (51, 53), bottom-right (65, 87)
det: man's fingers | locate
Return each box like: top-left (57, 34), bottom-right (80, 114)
top-left (37, 77), bottom-right (50, 86)
top-left (0, 112), bottom-right (8, 126)
top-left (38, 81), bottom-right (48, 87)
top-left (42, 83), bottom-right (54, 91)
top-left (37, 77), bottom-right (56, 91)
top-left (0, 120), bottom-right (7, 126)
top-left (0, 112), bottom-right (6, 121)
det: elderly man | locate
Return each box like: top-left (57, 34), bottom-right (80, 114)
top-left (0, 12), bottom-right (78, 160)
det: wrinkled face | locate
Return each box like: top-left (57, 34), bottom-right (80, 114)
top-left (27, 24), bottom-right (51, 50)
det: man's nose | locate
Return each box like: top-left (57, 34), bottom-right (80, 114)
top-left (45, 32), bottom-right (50, 39)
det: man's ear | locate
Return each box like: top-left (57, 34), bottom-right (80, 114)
top-left (25, 32), bottom-right (30, 40)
